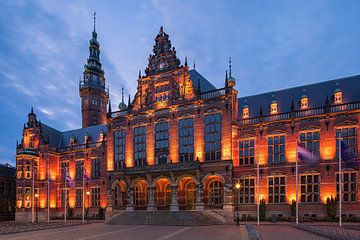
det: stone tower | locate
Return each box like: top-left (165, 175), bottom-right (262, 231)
top-left (79, 13), bottom-right (109, 128)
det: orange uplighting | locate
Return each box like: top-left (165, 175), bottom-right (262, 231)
top-left (40, 198), bottom-right (46, 208)
top-left (320, 146), bottom-right (336, 160)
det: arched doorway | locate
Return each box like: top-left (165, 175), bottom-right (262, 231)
top-left (178, 177), bottom-right (196, 210)
top-left (113, 180), bottom-right (127, 210)
top-left (133, 180), bottom-right (148, 210)
top-left (203, 175), bottom-right (224, 208)
top-left (154, 178), bottom-right (172, 210)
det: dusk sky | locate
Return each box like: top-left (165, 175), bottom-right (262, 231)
top-left (1, 0), bottom-right (360, 165)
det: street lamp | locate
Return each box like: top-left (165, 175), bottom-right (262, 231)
top-left (34, 193), bottom-right (39, 223)
top-left (234, 183), bottom-right (241, 226)
top-left (86, 191), bottom-right (90, 222)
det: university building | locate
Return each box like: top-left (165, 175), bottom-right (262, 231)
top-left (15, 24), bottom-right (360, 222)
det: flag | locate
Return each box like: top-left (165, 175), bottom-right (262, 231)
top-left (297, 141), bottom-right (318, 164)
top-left (341, 141), bottom-right (358, 168)
top-left (65, 171), bottom-right (75, 188)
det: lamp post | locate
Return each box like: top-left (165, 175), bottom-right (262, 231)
top-left (34, 193), bottom-right (39, 223)
top-left (86, 191), bottom-right (90, 222)
top-left (235, 183), bottom-right (241, 226)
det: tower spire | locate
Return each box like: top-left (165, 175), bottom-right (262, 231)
top-left (193, 61), bottom-right (196, 70)
top-left (225, 70), bottom-right (228, 87)
top-left (93, 12), bottom-right (96, 32)
top-left (121, 86), bottom-right (124, 103)
top-left (229, 56), bottom-right (232, 78)
top-left (185, 57), bottom-right (188, 67)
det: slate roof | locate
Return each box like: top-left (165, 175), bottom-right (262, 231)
top-left (189, 69), bottom-right (217, 92)
top-left (41, 124), bottom-right (108, 149)
top-left (0, 164), bottom-right (15, 178)
top-left (238, 75), bottom-right (360, 119)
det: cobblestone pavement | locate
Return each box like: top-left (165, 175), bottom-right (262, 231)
top-left (0, 223), bottom-right (247, 240)
top-left (297, 224), bottom-right (360, 240)
top-left (253, 224), bottom-right (330, 240)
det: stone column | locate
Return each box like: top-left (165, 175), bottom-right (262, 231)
top-left (147, 186), bottom-right (155, 211)
top-left (170, 185), bottom-right (179, 211)
top-left (105, 189), bottom-right (113, 221)
top-left (195, 184), bottom-right (204, 211)
top-left (223, 185), bottom-right (233, 213)
top-left (126, 188), bottom-right (134, 212)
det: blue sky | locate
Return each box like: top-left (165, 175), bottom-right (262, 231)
top-left (1, 0), bottom-right (360, 165)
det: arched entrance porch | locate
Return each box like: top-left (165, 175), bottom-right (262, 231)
top-left (154, 178), bottom-right (172, 210)
top-left (178, 176), bottom-right (197, 210)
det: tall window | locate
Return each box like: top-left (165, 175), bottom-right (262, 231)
top-left (268, 176), bottom-right (286, 203)
top-left (299, 131), bottom-right (320, 159)
top-left (239, 177), bottom-right (255, 204)
top-left (179, 118), bottom-right (194, 163)
top-left (336, 127), bottom-right (357, 158)
top-left (133, 126), bottom-right (146, 167)
top-left (337, 172), bottom-right (357, 202)
top-left (91, 158), bottom-right (101, 178)
top-left (114, 129), bottom-right (126, 170)
top-left (208, 180), bottom-right (223, 206)
top-left (91, 187), bottom-right (101, 207)
top-left (155, 122), bottom-right (169, 164)
top-left (75, 160), bottom-right (84, 180)
top-left (239, 139), bottom-right (255, 165)
top-left (76, 188), bottom-right (83, 207)
top-left (300, 174), bottom-right (320, 203)
top-left (61, 161), bottom-right (69, 180)
top-left (25, 187), bottom-right (31, 208)
top-left (204, 113), bottom-right (221, 161)
top-left (268, 135), bottom-right (285, 164)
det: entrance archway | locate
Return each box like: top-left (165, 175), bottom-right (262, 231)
top-left (203, 175), bottom-right (224, 208)
top-left (154, 178), bottom-right (172, 210)
top-left (112, 180), bottom-right (127, 210)
top-left (133, 179), bottom-right (148, 210)
top-left (178, 176), bottom-right (197, 210)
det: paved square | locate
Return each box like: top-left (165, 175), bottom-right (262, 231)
top-left (1, 223), bottom-right (249, 240)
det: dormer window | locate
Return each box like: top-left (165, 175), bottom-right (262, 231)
top-left (334, 89), bottom-right (342, 104)
top-left (242, 106), bottom-right (249, 118)
top-left (69, 138), bottom-right (75, 146)
top-left (84, 134), bottom-right (90, 144)
top-left (300, 95), bottom-right (309, 109)
top-left (270, 101), bottom-right (278, 114)
top-left (99, 132), bottom-right (104, 142)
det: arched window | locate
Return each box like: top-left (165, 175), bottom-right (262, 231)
top-left (242, 105), bottom-right (249, 118)
top-left (208, 179), bottom-right (223, 207)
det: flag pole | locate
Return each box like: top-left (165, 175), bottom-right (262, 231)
top-left (32, 160), bottom-right (35, 223)
top-left (65, 170), bottom-right (67, 223)
top-left (256, 141), bottom-right (260, 226)
top-left (82, 168), bottom-right (85, 223)
top-left (339, 134), bottom-right (342, 227)
top-left (295, 138), bottom-right (299, 225)
top-left (47, 152), bottom-right (50, 223)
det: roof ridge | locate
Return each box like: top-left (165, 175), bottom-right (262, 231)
top-left (238, 74), bottom-right (360, 99)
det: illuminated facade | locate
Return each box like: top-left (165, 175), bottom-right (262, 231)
top-left (15, 25), bottom-right (360, 222)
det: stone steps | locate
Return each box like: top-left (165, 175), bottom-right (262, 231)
top-left (107, 211), bottom-right (223, 226)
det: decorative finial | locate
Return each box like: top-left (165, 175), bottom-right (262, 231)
top-left (160, 26), bottom-right (163, 33)
top-left (185, 57), bottom-right (188, 67)
top-left (93, 12), bottom-right (96, 32)
top-left (229, 56), bottom-right (232, 77)
top-left (108, 99), bottom-right (112, 114)
top-left (138, 70), bottom-right (141, 79)
top-left (128, 94), bottom-right (131, 109)
top-left (193, 61), bottom-right (196, 70)
top-left (30, 106), bottom-right (34, 114)
top-left (225, 70), bottom-right (228, 86)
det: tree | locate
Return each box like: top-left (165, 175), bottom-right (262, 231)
top-left (259, 199), bottom-right (266, 220)
top-left (326, 197), bottom-right (337, 220)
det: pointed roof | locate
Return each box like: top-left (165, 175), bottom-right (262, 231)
top-left (145, 26), bottom-right (180, 76)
